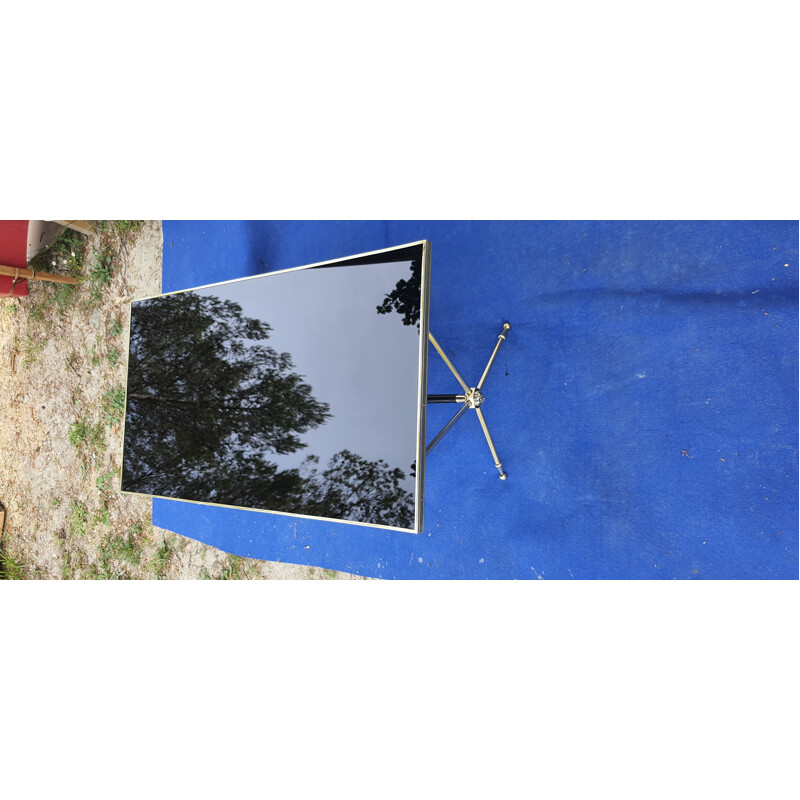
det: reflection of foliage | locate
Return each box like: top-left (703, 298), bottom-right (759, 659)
top-left (123, 293), bottom-right (331, 499)
top-left (300, 450), bottom-right (414, 529)
top-left (376, 257), bottom-right (421, 329)
top-left (123, 292), bottom-right (416, 527)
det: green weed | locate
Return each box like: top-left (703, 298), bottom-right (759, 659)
top-left (148, 536), bottom-right (176, 578)
top-left (28, 305), bottom-right (45, 323)
top-left (113, 221), bottom-right (144, 235)
top-left (25, 280), bottom-right (78, 323)
top-left (69, 417), bottom-right (106, 464)
top-left (95, 468), bottom-right (118, 495)
top-left (93, 531), bottom-right (142, 579)
top-left (29, 227), bottom-right (86, 276)
top-left (69, 417), bottom-right (104, 452)
top-left (0, 549), bottom-right (24, 580)
top-left (69, 501), bottom-right (90, 538)
top-left (53, 282), bottom-right (77, 314)
top-left (22, 334), bottom-right (45, 367)
top-left (91, 425), bottom-right (106, 454)
top-left (90, 249), bottom-right (113, 285)
top-left (86, 520), bottom-right (152, 579)
top-left (84, 247), bottom-right (115, 308)
top-left (60, 547), bottom-right (88, 580)
top-left (105, 347), bottom-right (121, 366)
top-left (92, 503), bottom-right (111, 527)
top-left (101, 385), bottom-right (126, 427)
top-left (219, 555), bottom-right (246, 580)
top-left (129, 520), bottom-right (150, 538)
top-left (114, 534), bottom-right (142, 567)
top-left (61, 550), bottom-right (74, 580)
top-left (69, 418), bottom-right (91, 448)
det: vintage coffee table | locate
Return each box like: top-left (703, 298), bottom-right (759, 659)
top-left (120, 241), bottom-right (510, 533)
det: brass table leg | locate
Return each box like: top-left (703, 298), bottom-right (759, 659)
top-left (426, 322), bottom-right (511, 479)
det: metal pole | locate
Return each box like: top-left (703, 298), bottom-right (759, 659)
top-left (475, 407), bottom-right (507, 479)
top-left (426, 402), bottom-right (470, 454)
top-left (427, 394), bottom-right (467, 404)
top-left (477, 323), bottom-right (511, 390)
top-left (428, 332), bottom-right (470, 393)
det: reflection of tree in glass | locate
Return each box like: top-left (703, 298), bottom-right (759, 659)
top-left (122, 293), bottom-right (331, 501)
top-left (376, 256), bottom-right (421, 329)
top-left (123, 293), bottom-right (416, 528)
top-left (299, 450), bottom-right (414, 529)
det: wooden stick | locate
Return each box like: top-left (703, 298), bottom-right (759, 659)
top-left (52, 220), bottom-right (95, 236)
top-left (0, 264), bottom-right (82, 285)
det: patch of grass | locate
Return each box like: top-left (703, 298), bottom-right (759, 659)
top-left (105, 347), bottom-right (121, 366)
top-left (22, 334), bottom-right (45, 367)
top-left (113, 221), bottom-right (144, 236)
top-left (101, 385), bottom-right (126, 427)
top-left (28, 227), bottom-right (86, 276)
top-left (85, 247), bottom-right (115, 308)
top-left (90, 425), bottom-right (106, 454)
top-left (92, 503), bottom-right (110, 528)
top-left (148, 535), bottom-right (176, 578)
top-left (90, 249), bottom-right (114, 285)
top-left (109, 319), bottom-right (123, 338)
top-left (69, 416), bottom-right (106, 467)
top-left (88, 333), bottom-right (122, 367)
top-left (25, 281), bottom-right (78, 325)
top-left (96, 220), bottom-right (140, 234)
top-left (69, 417), bottom-right (91, 448)
top-left (28, 305), bottom-right (45, 323)
top-left (53, 282), bottom-right (77, 315)
top-left (69, 501), bottom-right (90, 538)
top-left (50, 497), bottom-right (62, 508)
top-left (23, 228), bottom-right (86, 322)
top-left (114, 534), bottom-right (141, 567)
top-left (69, 417), bottom-right (105, 451)
top-left (93, 530), bottom-right (142, 579)
top-left (0, 548), bottom-right (24, 580)
top-left (129, 520), bottom-right (150, 538)
top-left (219, 554), bottom-right (246, 580)
top-left (95, 468), bottom-right (118, 496)
top-left (5, 302), bottom-right (17, 314)
top-left (60, 546), bottom-right (88, 580)
top-left (322, 569), bottom-right (338, 579)
top-left (61, 550), bottom-right (74, 580)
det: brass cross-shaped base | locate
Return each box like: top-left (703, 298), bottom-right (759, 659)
top-left (426, 323), bottom-right (511, 479)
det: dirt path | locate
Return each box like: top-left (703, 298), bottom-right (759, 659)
top-left (0, 221), bottom-right (365, 580)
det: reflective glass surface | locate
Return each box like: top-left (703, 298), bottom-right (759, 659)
top-left (121, 242), bottom-right (429, 531)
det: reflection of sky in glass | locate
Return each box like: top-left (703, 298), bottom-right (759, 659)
top-left (194, 259), bottom-right (421, 491)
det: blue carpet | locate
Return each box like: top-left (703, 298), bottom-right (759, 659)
top-left (152, 221), bottom-right (798, 579)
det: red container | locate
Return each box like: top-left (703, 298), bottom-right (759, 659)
top-left (0, 220), bottom-right (30, 297)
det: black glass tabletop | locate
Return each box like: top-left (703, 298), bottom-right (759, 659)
top-left (120, 241), bottom-right (431, 532)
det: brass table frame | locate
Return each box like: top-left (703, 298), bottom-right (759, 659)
top-left (426, 323), bottom-right (511, 479)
